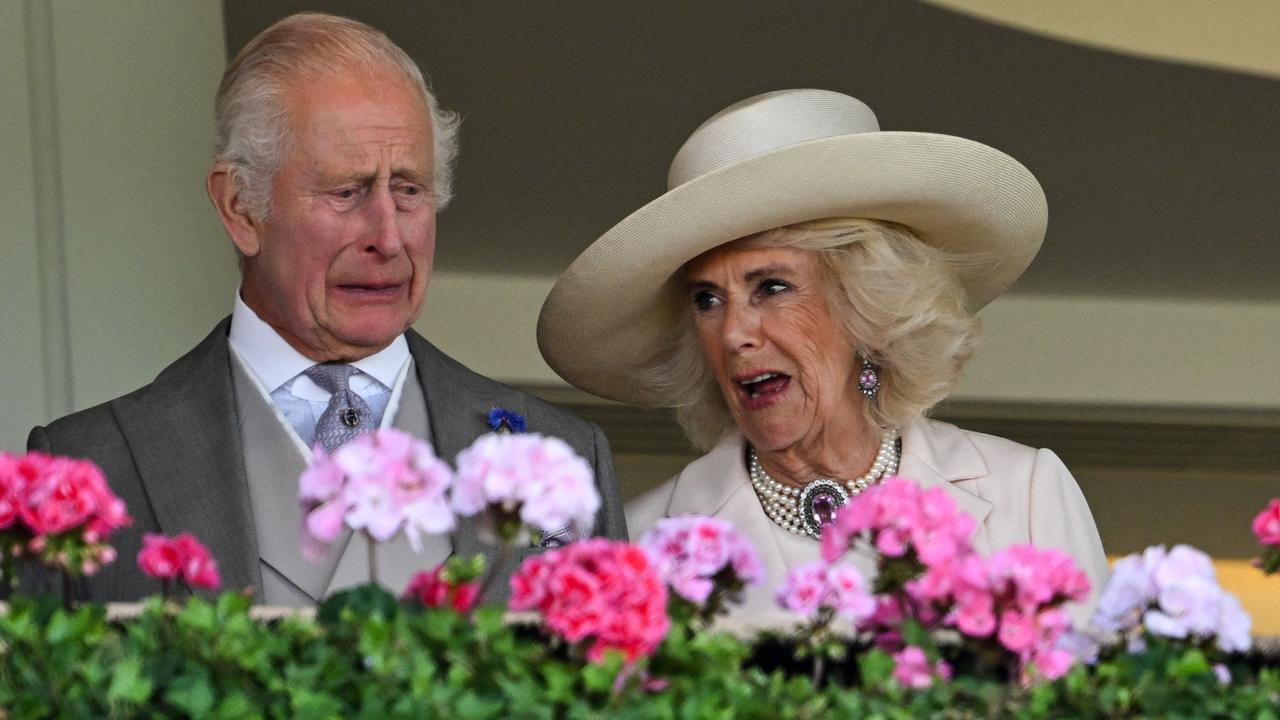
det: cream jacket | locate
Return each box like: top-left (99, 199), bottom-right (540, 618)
top-left (626, 418), bottom-right (1108, 629)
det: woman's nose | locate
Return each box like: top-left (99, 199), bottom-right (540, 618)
top-left (721, 300), bottom-right (762, 352)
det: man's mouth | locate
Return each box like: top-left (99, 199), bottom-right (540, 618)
top-left (736, 371), bottom-right (790, 400)
top-left (335, 282), bottom-right (404, 297)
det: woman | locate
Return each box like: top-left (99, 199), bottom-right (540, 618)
top-left (537, 89), bottom-right (1107, 623)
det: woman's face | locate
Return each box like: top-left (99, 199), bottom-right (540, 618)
top-left (685, 243), bottom-right (864, 454)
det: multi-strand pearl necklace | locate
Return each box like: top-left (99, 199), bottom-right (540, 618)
top-left (749, 429), bottom-right (900, 538)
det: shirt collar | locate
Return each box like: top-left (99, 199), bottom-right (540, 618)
top-left (227, 290), bottom-right (409, 393)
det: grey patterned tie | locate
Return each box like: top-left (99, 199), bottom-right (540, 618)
top-left (304, 364), bottom-right (375, 452)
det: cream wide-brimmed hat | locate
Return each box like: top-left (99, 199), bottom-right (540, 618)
top-left (537, 89), bottom-right (1047, 406)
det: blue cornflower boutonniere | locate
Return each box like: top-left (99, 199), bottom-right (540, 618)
top-left (487, 407), bottom-right (526, 434)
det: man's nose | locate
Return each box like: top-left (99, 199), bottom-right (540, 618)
top-left (721, 300), bottom-right (762, 352)
top-left (363, 186), bottom-right (404, 256)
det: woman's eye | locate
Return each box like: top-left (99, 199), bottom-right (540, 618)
top-left (759, 279), bottom-right (789, 296)
top-left (692, 291), bottom-right (722, 311)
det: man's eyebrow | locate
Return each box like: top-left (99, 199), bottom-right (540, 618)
top-left (391, 167), bottom-right (430, 185)
top-left (316, 167), bottom-right (431, 186)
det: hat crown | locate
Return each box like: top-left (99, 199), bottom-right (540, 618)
top-left (667, 89), bottom-right (880, 190)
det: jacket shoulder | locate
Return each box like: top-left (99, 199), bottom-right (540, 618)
top-left (30, 318), bottom-right (233, 459)
top-left (916, 417), bottom-right (1041, 470)
top-left (405, 331), bottom-right (595, 436)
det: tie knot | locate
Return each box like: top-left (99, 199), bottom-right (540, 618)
top-left (304, 363), bottom-right (356, 394)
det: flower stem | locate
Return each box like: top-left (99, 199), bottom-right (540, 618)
top-left (367, 532), bottom-right (379, 586)
top-left (811, 653), bottom-right (826, 690)
top-left (477, 539), bottom-right (512, 603)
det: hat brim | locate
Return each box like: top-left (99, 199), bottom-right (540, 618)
top-left (537, 131), bottom-right (1047, 405)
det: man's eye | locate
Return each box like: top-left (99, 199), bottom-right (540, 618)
top-left (333, 188), bottom-right (360, 200)
top-left (692, 291), bottom-right (722, 311)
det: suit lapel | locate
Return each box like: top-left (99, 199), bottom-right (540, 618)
top-left (898, 418), bottom-right (994, 554)
top-left (405, 332), bottom-right (537, 589)
top-left (110, 318), bottom-right (260, 594)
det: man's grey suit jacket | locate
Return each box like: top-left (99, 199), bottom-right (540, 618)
top-left (26, 317), bottom-right (626, 602)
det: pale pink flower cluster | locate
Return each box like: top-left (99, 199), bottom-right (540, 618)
top-left (1092, 545), bottom-right (1251, 653)
top-left (509, 539), bottom-right (669, 663)
top-left (775, 560), bottom-right (876, 624)
top-left (984, 546), bottom-right (1090, 680)
top-left (300, 430), bottom-right (455, 558)
top-left (819, 477), bottom-right (1091, 684)
top-left (453, 433), bottom-right (599, 536)
top-left (891, 646), bottom-right (952, 689)
top-left (137, 532), bottom-right (220, 590)
top-left (640, 516), bottom-right (763, 605)
top-left (0, 451), bottom-right (130, 575)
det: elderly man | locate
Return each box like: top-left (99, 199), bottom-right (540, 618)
top-left (26, 13), bottom-right (625, 604)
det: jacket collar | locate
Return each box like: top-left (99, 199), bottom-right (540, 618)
top-left (666, 418), bottom-right (995, 547)
top-left (405, 330), bottom-right (543, 599)
top-left (111, 317), bottom-right (260, 595)
top-left (898, 418), bottom-right (994, 551)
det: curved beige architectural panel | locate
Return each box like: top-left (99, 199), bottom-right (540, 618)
top-left (929, 0), bottom-right (1280, 79)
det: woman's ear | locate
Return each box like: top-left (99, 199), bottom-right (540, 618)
top-left (207, 162), bottom-right (263, 257)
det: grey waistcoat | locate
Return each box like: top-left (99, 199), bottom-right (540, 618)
top-left (231, 354), bottom-right (451, 605)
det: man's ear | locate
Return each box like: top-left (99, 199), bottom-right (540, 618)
top-left (207, 162), bottom-right (263, 257)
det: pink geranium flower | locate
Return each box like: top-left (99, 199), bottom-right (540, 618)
top-left (1253, 499), bottom-right (1280, 547)
top-left (137, 532), bottom-right (220, 591)
top-left (509, 539), bottom-right (669, 664)
top-left (1, 451), bottom-right (131, 578)
top-left (299, 429), bottom-right (455, 560)
top-left (402, 565), bottom-right (480, 613)
top-left (453, 433), bottom-right (600, 539)
top-left (819, 477), bottom-right (1092, 685)
top-left (891, 646), bottom-right (951, 689)
top-left (640, 516), bottom-right (762, 621)
top-left (776, 560), bottom-right (876, 625)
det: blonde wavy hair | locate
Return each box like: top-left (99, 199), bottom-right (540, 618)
top-left (644, 217), bottom-right (981, 450)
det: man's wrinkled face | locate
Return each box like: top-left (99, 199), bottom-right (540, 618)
top-left (239, 70), bottom-right (437, 362)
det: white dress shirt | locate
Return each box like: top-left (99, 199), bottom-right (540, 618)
top-left (227, 292), bottom-right (410, 449)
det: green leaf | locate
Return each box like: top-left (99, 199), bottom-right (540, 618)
top-left (898, 619), bottom-right (931, 650)
top-left (107, 657), bottom-right (153, 704)
top-left (1168, 648), bottom-right (1211, 680)
top-left (582, 652), bottom-right (623, 694)
top-left (165, 668), bottom-right (216, 716)
top-left (291, 689), bottom-right (344, 720)
top-left (44, 611), bottom-right (75, 644)
top-left (858, 649), bottom-right (895, 690)
top-left (317, 583), bottom-right (399, 625)
top-left (455, 691), bottom-right (505, 720)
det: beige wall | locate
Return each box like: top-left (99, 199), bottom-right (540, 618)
top-left (3, 0), bottom-right (236, 453)
top-left (4, 1), bottom-right (1278, 456)
top-left (0, 1), bottom-right (47, 457)
top-left (417, 273), bottom-right (1280, 409)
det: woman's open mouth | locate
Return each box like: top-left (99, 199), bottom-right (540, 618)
top-left (735, 371), bottom-right (790, 409)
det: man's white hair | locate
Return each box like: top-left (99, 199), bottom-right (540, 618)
top-left (213, 12), bottom-right (460, 219)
